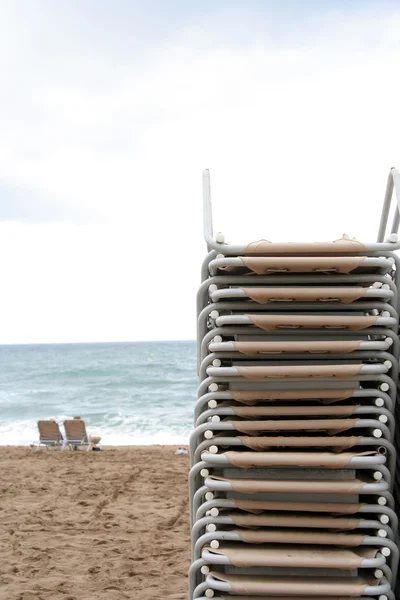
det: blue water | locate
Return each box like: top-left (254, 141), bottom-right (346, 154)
top-left (0, 341), bottom-right (196, 445)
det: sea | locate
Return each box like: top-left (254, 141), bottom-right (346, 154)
top-left (0, 340), bottom-right (197, 446)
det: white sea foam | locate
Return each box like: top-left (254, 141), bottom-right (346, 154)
top-left (0, 419), bottom-right (189, 446)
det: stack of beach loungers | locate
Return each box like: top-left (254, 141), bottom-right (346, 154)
top-left (189, 169), bottom-right (400, 600)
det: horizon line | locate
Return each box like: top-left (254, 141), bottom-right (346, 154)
top-left (0, 339), bottom-right (196, 347)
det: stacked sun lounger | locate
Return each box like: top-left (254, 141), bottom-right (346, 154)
top-left (189, 168), bottom-right (400, 600)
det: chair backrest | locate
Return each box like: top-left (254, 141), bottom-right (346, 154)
top-left (37, 420), bottom-right (63, 442)
top-left (64, 418), bottom-right (88, 443)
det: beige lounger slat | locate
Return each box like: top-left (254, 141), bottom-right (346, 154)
top-left (236, 436), bottom-right (361, 450)
top-left (220, 314), bottom-right (382, 330)
top-left (215, 528), bottom-right (368, 546)
top-left (204, 543), bottom-right (378, 568)
top-left (231, 340), bottom-right (364, 354)
top-left (226, 511), bottom-right (362, 529)
top-left (211, 450), bottom-right (376, 468)
top-left (209, 571), bottom-right (378, 596)
top-left (213, 255), bottom-right (393, 275)
top-left (219, 256), bottom-right (369, 275)
top-left (229, 389), bottom-right (357, 403)
top-left (234, 286), bottom-right (382, 303)
top-left (211, 596), bottom-right (354, 600)
top-left (220, 418), bottom-right (358, 433)
top-left (231, 405), bottom-right (359, 417)
top-left (210, 597), bottom-right (354, 600)
top-left (208, 476), bottom-right (370, 495)
top-left (210, 597), bottom-right (358, 600)
top-left (233, 364), bottom-right (364, 378)
top-left (243, 237), bottom-right (369, 255)
top-left (222, 450), bottom-right (380, 468)
top-left (233, 499), bottom-right (364, 514)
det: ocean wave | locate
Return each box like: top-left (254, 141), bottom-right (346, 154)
top-left (0, 341), bottom-right (196, 446)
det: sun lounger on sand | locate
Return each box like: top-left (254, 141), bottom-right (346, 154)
top-left (35, 419), bottom-right (64, 449)
top-left (63, 417), bottom-right (101, 451)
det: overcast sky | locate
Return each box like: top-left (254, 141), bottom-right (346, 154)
top-left (0, 0), bottom-right (400, 344)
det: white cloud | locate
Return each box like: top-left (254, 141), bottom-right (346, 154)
top-left (0, 2), bottom-right (399, 342)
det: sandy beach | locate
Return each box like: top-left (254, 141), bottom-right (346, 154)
top-left (0, 446), bottom-right (190, 600)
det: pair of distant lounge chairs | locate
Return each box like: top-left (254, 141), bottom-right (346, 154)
top-left (36, 417), bottom-right (101, 451)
